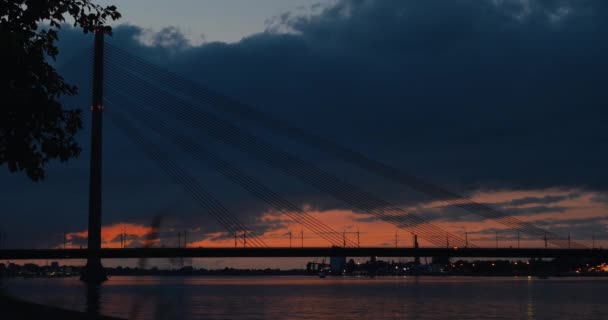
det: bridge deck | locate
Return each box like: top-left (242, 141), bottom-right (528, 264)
top-left (0, 247), bottom-right (605, 260)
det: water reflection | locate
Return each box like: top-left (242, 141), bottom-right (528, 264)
top-left (527, 278), bottom-right (535, 320)
top-left (403, 276), bottom-right (423, 320)
top-left (86, 284), bottom-right (101, 316)
top-left (3, 276), bottom-right (608, 320)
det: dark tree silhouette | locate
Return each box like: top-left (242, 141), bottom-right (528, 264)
top-left (0, 1), bottom-right (120, 181)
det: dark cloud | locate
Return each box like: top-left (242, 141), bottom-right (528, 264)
top-left (68, 235), bottom-right (88, 248)
top-left (502, 205), bottom-right (569, 216)
top-left (591, 193), bottom-right (608, 204)
top-left (535, 216), bottom-right (608, 228)
top-left (467, 217), bottom-right (606, 244)
top-left (123, 0), bottom-right (608, 192)
top-left (410, 207), bottom-right (484, 224)
top-left (109, 233), bottom-right (142, 244)
top-left (505, 193), bottom-right (581, 206)
top-left (529, 216), bottom-right (608, 239)
top-left (353, 216), bottom-right (381, 224)
top-left (3, 0), bottom-right (608, 247)
top-left (405, 203), bottom-right (570, 225)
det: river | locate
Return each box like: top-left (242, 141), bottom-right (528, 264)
top-left (2, 276), bottom-right (607, 319)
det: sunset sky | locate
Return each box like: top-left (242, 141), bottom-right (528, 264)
top-left (2, 0), bottom-right (608, 269)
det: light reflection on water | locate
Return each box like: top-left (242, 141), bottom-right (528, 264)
top-left (527, 278), bottom-right (535, 320)
top-left (3, 276), bottom-right (608, 320)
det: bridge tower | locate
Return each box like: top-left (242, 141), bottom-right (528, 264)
top-left (81, 30), bottom-right (107, 284)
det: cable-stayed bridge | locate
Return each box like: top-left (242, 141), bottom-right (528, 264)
top-left (2, 32), bottom-right (604, 282)
top-left (1, 248), bottom-right (605, 260)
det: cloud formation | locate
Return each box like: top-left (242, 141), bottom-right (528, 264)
top-left (2, 0), bottom-right (608, 250)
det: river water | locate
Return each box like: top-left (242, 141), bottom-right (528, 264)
top-left (2, 276), bottom-right (607, 319)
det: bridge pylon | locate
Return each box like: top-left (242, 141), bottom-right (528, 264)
top-left (81, 29), bottom-right (107, 284)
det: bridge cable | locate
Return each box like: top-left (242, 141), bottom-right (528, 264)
top-left (104, 68), bottom-right (467, 248)
top-left (105, 46), bottom-right (574, 247)
top-left (104, 45), bottom-right (573, 247)
top-left (105, 90), bottom-right (355, 247)
top-left (103, 103), bottom-right (268, 248)
top-left (104, 71), bottom-right (462, 248)
top-left (105, 44), bottom-right (582, 249)
top-left (104, 66), bottom-right (469, 248)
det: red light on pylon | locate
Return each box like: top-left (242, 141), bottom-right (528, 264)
top-left (90, 105), bottom-right (104, 111)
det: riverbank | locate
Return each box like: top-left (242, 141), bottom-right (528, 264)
top-left (0, 290), bottom-right (121, 320)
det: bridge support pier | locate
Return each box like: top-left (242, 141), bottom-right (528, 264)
top-left (81, 29), bottom-right (107, 284)
top-left (81, 258), bottom-right (107, 284)
top-left (413, 234), bottom-right (420, 265)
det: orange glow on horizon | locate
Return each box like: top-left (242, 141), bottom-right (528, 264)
top-left (58, 188), bottom-right (608, 250)
top-left (64, 223), bottom-right (155, 249)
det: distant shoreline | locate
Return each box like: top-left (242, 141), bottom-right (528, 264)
top-left (4, 257), bottom-right (608, 278)
top-left (4, 273), bottom-right (608, 279)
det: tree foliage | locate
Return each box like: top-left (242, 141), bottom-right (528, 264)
top-left (0, 1), bottom-right (120, 181)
